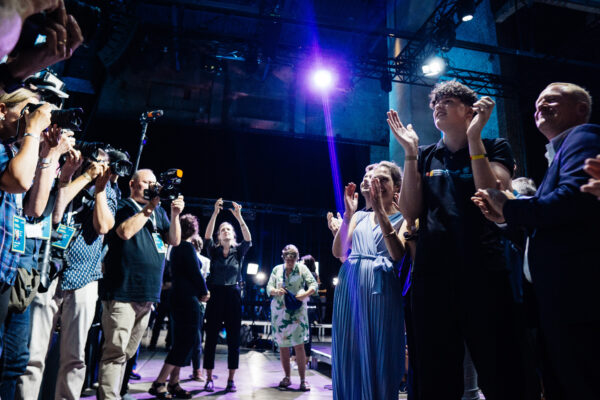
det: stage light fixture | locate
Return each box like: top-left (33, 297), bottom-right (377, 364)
top-left (254, 271), bottom-right (267, 285)
top-left (458, 0), bottom-right (476, 22)
top-left (247, 263), bottom-right (259, 275)
top-left (311, 68), bottom-right (334, 91)
top-left (421, 57), bottom-right (446, 77)
top-left (333, 277), bottom-right (339, 286)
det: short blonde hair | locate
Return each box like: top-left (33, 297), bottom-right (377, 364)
top-left (547, 82), bottom-right (592, 122)
top-left (0, 88), bottom-right (39, 109)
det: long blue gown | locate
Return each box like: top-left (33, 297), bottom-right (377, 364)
top-left (332, 210), bottom-right (406, 400)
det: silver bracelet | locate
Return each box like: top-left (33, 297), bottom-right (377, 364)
top-left (23, 133), bottom-right (40, 140)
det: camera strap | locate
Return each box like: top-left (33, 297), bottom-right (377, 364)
top-left (130, 199), bottom-right (157, 230)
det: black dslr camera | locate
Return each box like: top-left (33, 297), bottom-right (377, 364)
top-left (23, 103), bottom-right (84, 132)
top-left (144, 169), bottom-right (183, 201)
top-left (77, 142), bottom-right (133, 177)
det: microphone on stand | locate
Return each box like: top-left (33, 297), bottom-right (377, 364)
top-left (140, 109), bottom-right (164, 121)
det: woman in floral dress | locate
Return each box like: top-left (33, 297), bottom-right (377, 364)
top-left (267, 244), bottom-right (318, 391)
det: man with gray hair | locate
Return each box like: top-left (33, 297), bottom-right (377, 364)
top-left (473, 82), bottom-right (600, 399)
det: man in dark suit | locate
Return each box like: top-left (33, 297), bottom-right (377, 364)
top-left (473, 82), bottom-right (600, 399)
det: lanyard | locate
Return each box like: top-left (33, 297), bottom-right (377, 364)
top-left (130, 198), bottom-right (157, 230)
top-left (7, 142), bottom-right (24, 217)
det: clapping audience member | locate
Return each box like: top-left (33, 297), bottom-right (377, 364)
top-left (389, 80), bottom-right (536, 399)
top-left (472, 82), bottom-right (600, 399)
top-left (331, 161), bottom-right (409, 400)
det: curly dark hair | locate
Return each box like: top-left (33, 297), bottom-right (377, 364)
top-left (180, 214), bottom-right (199, 241)
top-left (429, 80), bottom-right (478, 109)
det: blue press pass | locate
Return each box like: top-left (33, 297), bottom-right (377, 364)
top-left (12, 216), bottom-right (26, 253)
top-left (52, 224), bottom-right (76, 250)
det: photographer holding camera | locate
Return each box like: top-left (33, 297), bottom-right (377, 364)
top-left (18, 144), bottom-right (117, 400)
top-left (98, 168), bottom-right (183, 400)
top-left (0, 87), bottom-right (75, 399)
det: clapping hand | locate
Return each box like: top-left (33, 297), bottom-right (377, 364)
top-left (343, 183), bottom-right (358, 219)
top-left (387, 110), bottom-right (419, 153)
top-left (581, 155), bottom-right (600, 199)
top-left (327, 211), bottom-right (343, 234)
top-left (370, 177), bottom-right (385, 215)
top-left (467, 97), bottom-right (495, 138)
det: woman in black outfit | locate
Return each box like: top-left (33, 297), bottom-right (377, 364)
top-left (149, 214), bottom-right (209, 399)
top-left (202, 198), bottom-right (252, 393)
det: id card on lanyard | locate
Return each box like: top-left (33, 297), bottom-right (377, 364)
top-left (11, 192), bottom-right (26, 253)
top-left (131, 199), bottom-right (167, 254)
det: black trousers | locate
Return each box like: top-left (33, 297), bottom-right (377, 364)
top-left (411, 270), bottom-right (539, 400)
top-left (203, 285), bottom-right (241, 370)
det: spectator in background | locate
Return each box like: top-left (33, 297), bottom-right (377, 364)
top-left (149, 214), bottom-right (209, 399)
top-left (202, 198), bottom-right (252, 393)
top-left (190, 234), bottom-right (210, 382)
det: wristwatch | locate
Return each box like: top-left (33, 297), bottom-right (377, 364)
top-left (0, 63), bottom-right (25, 93)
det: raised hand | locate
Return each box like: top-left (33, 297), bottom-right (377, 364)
top-left (94, 164), bottom-right (112, 191)
top-left (60, 148), bottom-right (83, 180)
top-left (467, 96), bottom-right (495, 138)
top-left (387, 110), bottom-right (419, 154)
top-left (327, 211), bottom-right (343, 234)
top-left (230, 201), bottom-right (243, 219)
top-left (343, 183), bottom-right (359, 219)
top-left (171, 195), bottom-right (185, 216)
top-left (213, 198), bottom-right (223, 214)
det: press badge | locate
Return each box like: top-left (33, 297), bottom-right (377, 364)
top-left (11, 216), bottom-right (26, 253)
top-left (51, 224), bottom-right (76, 250)
top-left (152, 233), bottom-right (167, 253)
top-left (40, 215), bottom-right (52, 240)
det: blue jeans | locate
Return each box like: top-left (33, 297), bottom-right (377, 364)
top-left (0, 238), bottom-right (40, 399)
top-left (0, 307), bottom-right (32, 399)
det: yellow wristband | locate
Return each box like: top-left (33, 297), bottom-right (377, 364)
top-left (470, 153), bottom-right (488, 160)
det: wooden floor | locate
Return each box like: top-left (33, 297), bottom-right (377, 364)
top-left (120, 345), bottom-right (334, 399)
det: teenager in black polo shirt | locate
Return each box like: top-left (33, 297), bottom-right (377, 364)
top-left (202, 198), bottom-right (252, 393)
top-left (388, 81), bottom-right (537, 399)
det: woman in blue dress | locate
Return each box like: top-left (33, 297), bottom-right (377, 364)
top-left (332, 161), bottom-right (409, 400)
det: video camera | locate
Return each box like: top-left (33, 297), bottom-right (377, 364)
top-left (144, 169), bottom-right (183, 201)
top-left (77, 142), bottom-right (133, 177)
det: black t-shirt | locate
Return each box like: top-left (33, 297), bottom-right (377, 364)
top-left (100, 198), bottom-right (170, 302)
top-left (415, 138), bottom-right (514, 275)
top-left (205, 239), bottom-right (251, 286)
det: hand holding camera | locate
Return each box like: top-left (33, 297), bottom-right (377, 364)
top-left (23, 102), bottom-right (53, 137)
top-left (60, 148), bottom-right (82, 181)
top-left (171, 195), bottom-right (185, 217)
